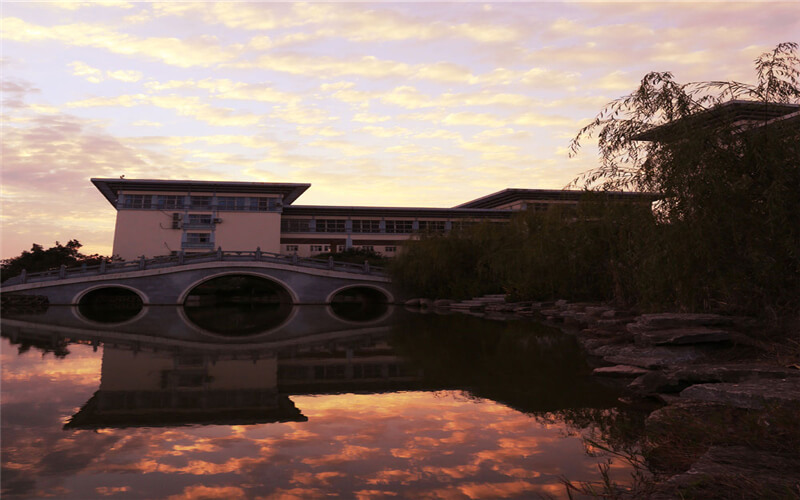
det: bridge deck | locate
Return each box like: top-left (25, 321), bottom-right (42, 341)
top-left (4, 249), bottom-right (386, 286)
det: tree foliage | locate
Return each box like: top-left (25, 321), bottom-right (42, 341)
top-left (569, 42), bottom-right (799, 192)
top-left (566, 42), bottom-right (800, 317)
top-left (393, 43), bottom-right (799, 319)
top-left (1, 240), bottom-right (111, 282)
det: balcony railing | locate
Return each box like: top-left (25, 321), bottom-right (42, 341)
top-left (182, 241), bottom-right (215, 249)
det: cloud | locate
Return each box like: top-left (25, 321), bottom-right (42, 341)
top-left (3, 17), bottom-right (239, 68)
top-left (47, 1), bottom-right (134, 10)
top-left (272, 103), bottom-right (337, 125)
top-left (69, 62), bottom-right (142, 83)
top-left (309, 140), bottom-right (374, 157)
top-left (153, 2), bottom-right (523, 45)
top-left (166, 485), bottom-right (247, 500)
top-left (67, 93), bottom-right (262, 127)
top-left (443, 112), bottom-right (506, 128)
top-left (69, 61), bottom-right (104, 83)
top-left (352, 112), bottom-right (391, 124)
top-left (106, 69), bottom-right (142, 82)
top-left (297, 126), bottom-right (343, 137)
top-left (359, 126), bottom-right (410, 138)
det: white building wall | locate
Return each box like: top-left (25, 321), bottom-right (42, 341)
top-left (215, 212), bottom-right (281, 254)
top-left (113, 210), bottom-right (182, 260)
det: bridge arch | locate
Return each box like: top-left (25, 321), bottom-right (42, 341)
top-left (73, 284), bottom-right (149, 325)
top-left (177, 271), bottom-right (299, 306)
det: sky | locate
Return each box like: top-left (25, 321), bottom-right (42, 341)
top-left (2, 1), bottom-right (799, 259)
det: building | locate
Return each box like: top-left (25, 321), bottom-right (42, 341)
top-left (92, 178), bottom-right (656, 261)
top-left (633, 100), bottom-right (800, 142)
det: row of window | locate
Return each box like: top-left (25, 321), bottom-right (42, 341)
top-left (285, 244), bottom-right (397, 253)
top-left (280, 219), bottom-right (472, 234)
top-left (122, 194), bottom-right (279, 211)
top-left (278, 363), bottom-right (415, 381)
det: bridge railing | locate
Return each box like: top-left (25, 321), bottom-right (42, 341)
top-left (4, 248), bottom-right (386, 285)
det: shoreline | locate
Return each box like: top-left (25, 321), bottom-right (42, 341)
top-left (405, 296), bottom-right (800, 498)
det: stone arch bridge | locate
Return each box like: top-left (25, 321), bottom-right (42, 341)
top-left (2, 250), bottom-right (398, 306)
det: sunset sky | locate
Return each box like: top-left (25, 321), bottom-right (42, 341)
top-left (2, 2), bottom-right (798, 258)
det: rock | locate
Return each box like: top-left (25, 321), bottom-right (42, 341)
top-left (627, 312), bottom-right (751, 333)
top-left (595, 318), bottom-right (632, 327)
top-left (600, 309), bottom-right (617, 318)
top-left (680, 377), bottom-right (800, 409)
top-left (669, 363), bottom-right (799, 385)
top-left (629, 371), bottom-right (685, 395)
top-left (650, 446), bottom-right (800, 500)
top-left (581, 338), bottom-right (620, 351)
top-left (594, 344), bottom-right (706, 369)
top-left (584, 306), bottom-right (610, 317)
top-left (637, 326), bottom-right (733, 346)
top-left (561, 311), bottom-right (589, 326)
top-left (433, 299), bottom-right (454, 307)
top-left (593, 364), bottom-right (650, 378)
top-left (554, 299), bottom-right (568, 307)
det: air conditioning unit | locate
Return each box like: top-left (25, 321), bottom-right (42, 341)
top-left (172, 213), bottom-right (182, 229)
top-left (213, 218), bottom-right (222, 224)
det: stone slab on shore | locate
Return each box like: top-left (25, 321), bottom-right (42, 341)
top-left (637, 326), bottom-right (733, 346)
top-left (680, 377), bottom-right (800, 409)
top-left (650, 446), bottom-right (800, 500)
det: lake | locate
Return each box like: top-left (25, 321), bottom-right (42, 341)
top-left (1, 304), bottom-right (645, 499)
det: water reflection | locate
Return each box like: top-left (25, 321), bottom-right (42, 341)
top-left (328, 286), bottom-right (390, 322)
top-left (1, 305), bottom-right (644, 499)
top-left (183, 303), bottom-right (296, 336)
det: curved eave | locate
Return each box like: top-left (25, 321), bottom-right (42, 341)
top-left (456, 188), bottom-right (659, 209)
top-left (91, 178), bottom-right (311, 207)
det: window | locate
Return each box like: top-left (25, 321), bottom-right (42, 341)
top-left (281, 219), bottom-right (311, 232)
top-left (336, 245), bottom-right (345, 252)
top-left (286, 245), bottom-right (299, 252)
top-left (385, 220), bottom-right (413, 233)
top-left (360, 245), bottom-right (374, 252)
top-left (186, 214), bottom-right (212, 226)
top-left (161, 195), bottom-right (184, 209)
top-left (418, 220), bottom-right (446, 233)
top-left (384, 246), bottom-right (397, 253)
top-left (352, 219), bottom-right (381, 233)
top-left (353, 364), bottom-right (383, 379)
top-left (252, 197), bottom-right (276, 211)
top-left (217, 196), bottom-right (246, 211)
top-left (315, 219), bottom-right (346, 233)
top-left (186, 233), bottom-right (211, 244)
top-left (314, 364), bottom-right (346, 379)
top-left (310, 245), bottom-right (330, 252)
top-left (190, 196), bottom-right (212, 209)
top-left (124, 194), bottom-right (152, 209)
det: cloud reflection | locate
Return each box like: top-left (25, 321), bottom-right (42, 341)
top-left (2, 339), bottom-right (635, 499)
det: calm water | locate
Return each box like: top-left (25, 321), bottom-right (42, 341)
top-left (1, 305), bottom-right (643, 499)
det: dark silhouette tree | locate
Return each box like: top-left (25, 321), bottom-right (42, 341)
top-left (1, 240), bottom-right (111, 282)
top-left (569, 42), bottom-right (800, 316)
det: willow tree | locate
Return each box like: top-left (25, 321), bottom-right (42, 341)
top-left (570, 43), bottom-right (800, 317)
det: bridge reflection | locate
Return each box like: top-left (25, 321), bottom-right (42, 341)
top-left (2, 309), bottom-right (424, 429)
top-left (2, 304), bottom-right (623, 431)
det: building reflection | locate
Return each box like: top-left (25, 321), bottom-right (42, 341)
top-left (64, 331), bottom-right (425, 430)
top-left (0, 311), bottom-right (424, 429)
top-left (2, 304), bottom-right (622, 432)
